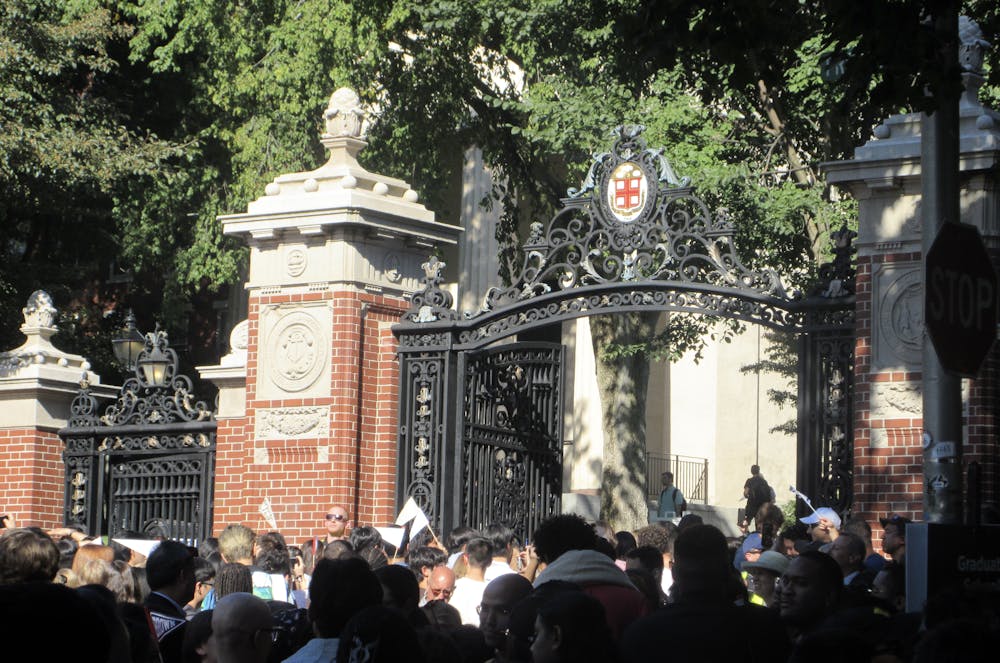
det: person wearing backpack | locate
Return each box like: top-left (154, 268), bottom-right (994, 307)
top-left (657, 471), bottom-right (687, 521)
top-left (741, 465), bottom-right (772, 532)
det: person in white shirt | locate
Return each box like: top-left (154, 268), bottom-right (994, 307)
top-left (483, 523), bottom-right (518, 582)
top-left (448, 537), bottom-right (493, 625)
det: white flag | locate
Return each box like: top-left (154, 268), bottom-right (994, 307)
top-left (112, 538), bottom-right (160, 558)
top-left (259, 497), bottom-right (278, 530)
top-left (395, 497), bottom-right (430, 536)
top-left (374, 526), bottom-right (406, 550)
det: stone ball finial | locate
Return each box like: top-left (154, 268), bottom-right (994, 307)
top-left (959, 16), bottom-right (990, 75)
top-left (323, 87), bottom-right (366, 138)
top-left (22, 290), bottom-right (57, 329)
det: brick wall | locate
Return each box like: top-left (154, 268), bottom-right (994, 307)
top-left (852, 252), bottom-right (923, 552)
top-left (0, 428), bottom-right (64, 528)
top-left (854, 249), bottom-right (1000, 552)
top-left (211, 289), bottom-right (407, 544)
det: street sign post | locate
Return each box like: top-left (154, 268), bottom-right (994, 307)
top-left (925, 222), bottom-right (999, 377)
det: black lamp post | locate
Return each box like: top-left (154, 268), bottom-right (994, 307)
top-left (112, 310), bottom-right (146, 371)
top-left (137, 329), bottom-right (171, 388)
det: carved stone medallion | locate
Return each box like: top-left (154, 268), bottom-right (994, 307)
top-left (874, 264), bottom-right (923, 370)
top-left (286, 247), bottom-right (308, 278)
top-left (267, 310), bottom-right (326, 392)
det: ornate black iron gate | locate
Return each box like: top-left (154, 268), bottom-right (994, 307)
top-left (460, 343), bottom-right (564, 542)
top-left (395, 125), bottom-right (855, 537)
top-left (59, 330), bottom-right (216, 543)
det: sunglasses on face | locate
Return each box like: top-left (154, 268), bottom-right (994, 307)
top-left (325, 513), bottom-right (348, 521)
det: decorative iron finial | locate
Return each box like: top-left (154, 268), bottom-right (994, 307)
top-left (323, 87), bottom-right (367, 139)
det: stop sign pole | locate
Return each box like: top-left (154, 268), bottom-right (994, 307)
top-left (921, 5), bottom-right (963, 526)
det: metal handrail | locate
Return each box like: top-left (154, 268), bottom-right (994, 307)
top-left (645, 452), bottom-right (708, 504)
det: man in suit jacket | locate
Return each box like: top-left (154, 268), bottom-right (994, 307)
top-left (144, 540), bottom-right (196, 663)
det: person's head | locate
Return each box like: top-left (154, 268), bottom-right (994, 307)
top-left (309, 557), bottom-right (383, 638)
top-left (880, 514), bottom-right (910, 557)
top-left (800, 508), bottom-right (841, 544)
top-left (484, 523), bottom-right (516, 561)
top-left (254, 544), bottom-right (290, 576)
top-left (324, 505), bottom-right (352, 540)
top-left (0, 528), bottom-right (60, 584)
top-left (182, 609), bottom-right (215, 663)
top-left (777, 523), bottom-right (810, 557)
top-left (677, 513), bottom-right (704, 531)
top-left (374, 564), bottom-right (421, 616)
top-left (420, 599), bottom-right (462, 629)
top-left (661, 471), bottom-right (674, 487)
top-left (531, 514), bottom-right (596, 564)
top-left (614, 531), bottom-right (637, 559)
top-left (321, 539), bottom-right (356, 561)
top-left (212, 592), bottom-right (273, 663)
top-left (828, 531), bottom-right (865, 577)
top-left (479, 574), bottom-right (533, 651)
top-left (778, 551), bottom-right (843, 631)
top-left (742, 550), bottom-right (790, 607)
top-left (216, 563), bottom-right (253, 599)
top-left (634, 525), bottom-right (673, 556)
top-left (463, 538), bottom-right (494, 572)
top-left (199, 537), bottom-right (220, 560)
top-left (335, 605), bottom-right (426, 663)
top-left (871, 561), bottom-right (906, 613)
top-left (348, 526), bottom-right (383, 553)
top-left (426, 565), bottom-right (456, 602)
top-left (843, 517), bottom-right (874, 548)
top-left (531, 590), bottom-right (615, 663)
top-left (146, 540), bottom-right (196, 604)
top-left (407, 545), bottom-right (447, 584)
top-left (71, 544), bottom-right (116, 576)
top-left (444, 526), bottom-right (479, 555)
top-left (625, 544), bottom-right (664, 572)
top-left (751, 464), bottom-right (760, 476)
top-left (670, 524), bottom-right (731, 600)
top-left (190, 556), bottom-right (216, 607)
top-left (218, 524), bottom-right (255, 564)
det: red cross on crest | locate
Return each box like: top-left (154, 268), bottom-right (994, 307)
top-left (607, 162), bottom-right (647, 222)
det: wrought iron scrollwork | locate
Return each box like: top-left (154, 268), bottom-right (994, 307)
top-left (403, 257), bottom-right (460, 324)
top-left (101, 330), bottom-right (212, 427)
top-left (59, 328), bottom-right (216, 543)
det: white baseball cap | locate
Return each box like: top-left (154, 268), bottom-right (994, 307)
top-left (799, 507), bottom-right (842, 529)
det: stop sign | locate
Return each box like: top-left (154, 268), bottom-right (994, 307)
top-left (925, 222), bottom-right (999, 377)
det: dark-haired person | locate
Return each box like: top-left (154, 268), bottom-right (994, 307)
top-left (213, 593), bottom-right (273, 663)
top-left (531, 590), bottom-right (617, 663)
top-left (185, 557), bottom-right (217, 617)
top-left (449, 537), bottom-right (493, 625)
top-left (480, 574), bottom-right (533, 658)
top-left (285, 557), bottom-right (383, 662)
top-left (621, 524), bottom-right (790, 661)
top-left (145, 540), bottom-right (196, 663)
top-left (531, 514), bottom-right (648, 640)
top-left (778, 550), bottom-right (844, 642)
top-left (483, 523), bottom-right (518, 581)
top-left (0, 527), bottom-right (59, 584)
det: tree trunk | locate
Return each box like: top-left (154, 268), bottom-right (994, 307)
top-left (590, 310), bottom-right (658, 531)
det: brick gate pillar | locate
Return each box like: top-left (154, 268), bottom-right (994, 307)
top-left (0, 292), bottom-right (115, 528)
top-left (822, 57), bottom-right (1000, 539)
top-left (199, 89), bottom-right (460, 542)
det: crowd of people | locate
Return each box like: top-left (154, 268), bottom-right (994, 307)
top-left (0, 501), bottom-right (997, 662)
